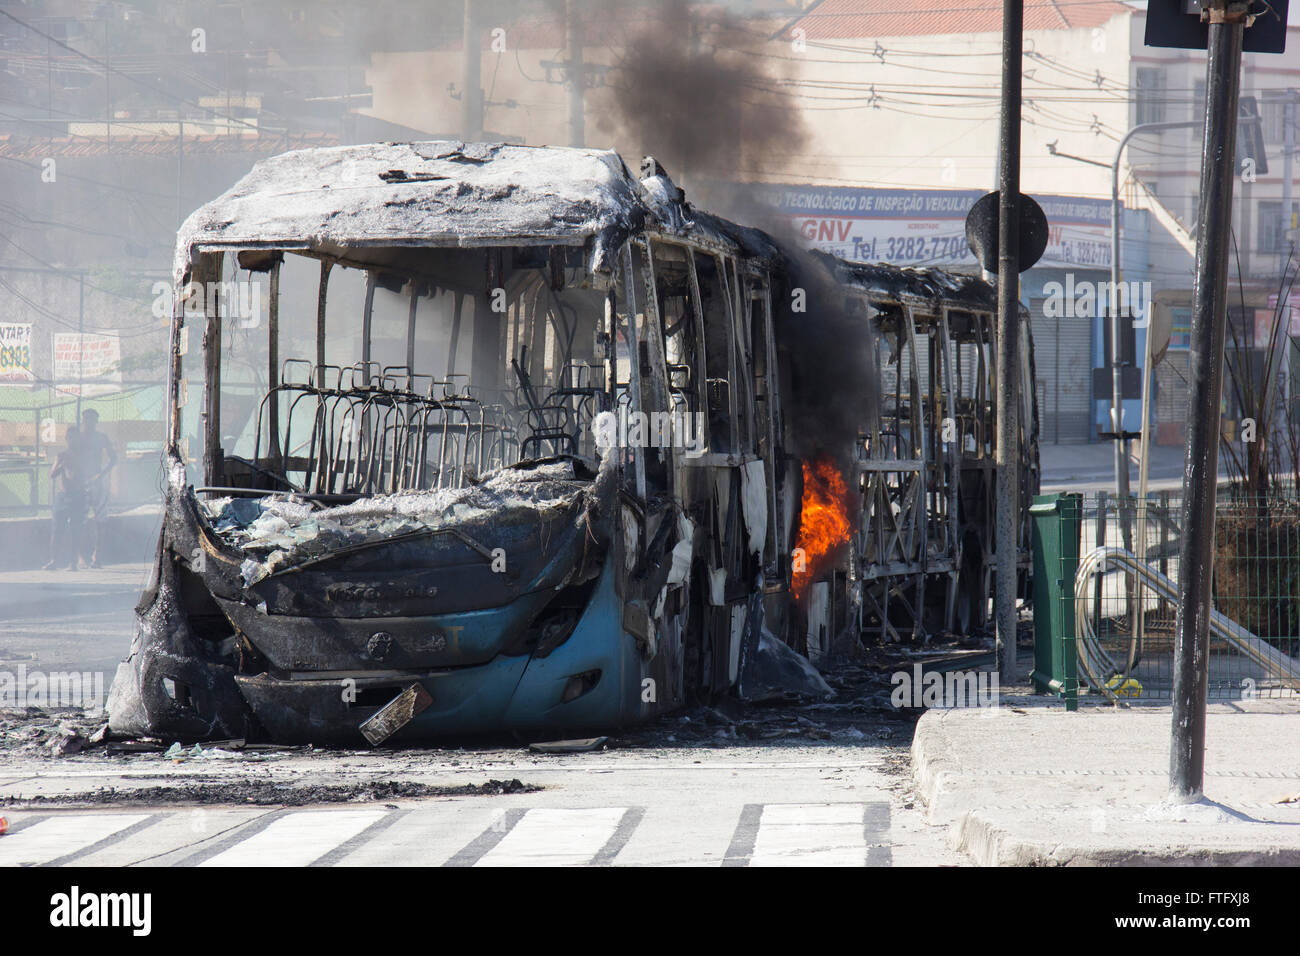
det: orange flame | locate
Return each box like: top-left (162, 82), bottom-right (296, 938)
top-left (792, 456), bottom-right (852, 603)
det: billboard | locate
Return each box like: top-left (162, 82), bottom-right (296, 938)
top-left (747, 185), bottom-right (1114, 270)
top-left (53, 331), bottom-right (121, 397)
top-left (0, 323), bottom-right (34, 385)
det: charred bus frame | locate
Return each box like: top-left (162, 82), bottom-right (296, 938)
top-left (106, 142), bottom-right (1037, 744)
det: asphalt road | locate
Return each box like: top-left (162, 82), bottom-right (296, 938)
top-left (0, 743), bottom-right (961, 866)
top-left (0, 562), bottom-right (964, 867)
top-left (0, 563), bottom-right (148, 681)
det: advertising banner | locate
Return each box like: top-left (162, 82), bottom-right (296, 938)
top-left (53, 331), bottom-right (121, 396)
top-left (0, 323), bottom-right (34, 384)
top-left (748, 184), bottom-right (1114, 270)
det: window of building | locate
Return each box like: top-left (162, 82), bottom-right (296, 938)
top-left (1258, 200), bottom-right (1300, 253)
top-left (1261, 92), bottom-right (1288, 144)
top-left (1136, 68), bottom-right (1166, 125)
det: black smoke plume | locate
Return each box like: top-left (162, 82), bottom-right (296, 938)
top-left (595, 0), bottom-right (807, 191)
top-left (772, 243), bottom-right (878, 465)
top-left (599, 0), bottom-right (875, 465)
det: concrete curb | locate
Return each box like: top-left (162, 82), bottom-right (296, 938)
top-left (911, 707), bottom-right (1300, 866)
top-left (910, 709), bottom-right (961, 824)
top-left (952, 807), bottom-right (1300, 866)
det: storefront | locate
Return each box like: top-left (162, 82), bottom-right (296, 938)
top-left (749, 184), bottom-right (1149, 444)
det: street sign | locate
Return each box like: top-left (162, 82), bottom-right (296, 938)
top-left (964, 191), bottom-right (1049, 274)
top-left (1145, 0), bottom-right (1288, 54)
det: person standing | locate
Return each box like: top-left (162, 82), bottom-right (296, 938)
top-left (75, 408), bottom-right (117, 568)
top-left (44, 427), bottom-right (86, 571)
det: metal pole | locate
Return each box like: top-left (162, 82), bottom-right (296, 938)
top-left (461, 0), bottom-right (482, 141)
top-left (104, 19), bottom-right (110, 150)
top-left (1111, 119), bottom-right (1200, 660)
top-left (1282, 93), bottom-right (1295, 424)
top-left (177, 117), bottom-right (184, 226)
top-left (1110, 120), bottom-right (1199, 525)
top-left (77, 274), bottom-right (84, 423)
top-left (566, 0), bottom-right (585, 148)
top-left (1110, 154), bottom-right (1132, 525)
top-left (1171, 0), bottom-right (1246, 803)
top-left (995, 0), bottom-right (1022, 683)
top-left (1281, 92), bottom-right (1294, 278)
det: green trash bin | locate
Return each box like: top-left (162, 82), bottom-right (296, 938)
top-left (1029, 492), bottom-right (1081, 711)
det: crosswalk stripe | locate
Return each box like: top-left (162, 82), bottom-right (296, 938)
top-left (0, 814), bottom-right (153, 867)
top-left (749, 803), bottom-right (881, 867)
top-left (590, 807), bottom-right (643, 865)
top-left (310, 809), bottom-right (408, 867)
top-left (443, 808), bottom-right (527, 867)
top-left (72, 809), bottom-right (270, 867)
top-left (720, 803), bottom-right (894, 867)
top-left (5, 801), bottom-right (898, 868)
top-left (198, 809), bottom-right (388, 867)
top-left (473, 807), bottom-right (629, 867)
top-left (339, 805), bottom-right (507, 867)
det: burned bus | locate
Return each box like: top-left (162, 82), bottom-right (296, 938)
top-left (106, 141), bottom-right (1036, 744)
top-left (806, 258), bottom-right (1040, 656)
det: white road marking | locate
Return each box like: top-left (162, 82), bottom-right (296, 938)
top-left (749, 803), bottom-right (870, 867)
top-left (335, 805), bottom-right (505, 867)
top-left (0, 814), bottom-right (152, 866)
top-left (200, 809), bottom-right (387, 867)
top-left (79, 809), bottom-right (268, 867)
top-left (475, 807), bottom-right (626, 866)
top-left (3, 801), bottom-right (900, 867)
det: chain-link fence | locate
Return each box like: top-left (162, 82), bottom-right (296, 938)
top-left (1036, 490), bottom-right (1300, 702)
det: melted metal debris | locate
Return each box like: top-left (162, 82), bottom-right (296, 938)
top-left (619, 659), bottom-right (919, 748)
top-left (821, 251), bottom-right (997, 310)
top-left (174, 141), bottom-right (786, 282)
top-left (175, 142), bottom-right (645, 278)
top-left (202, 460), bottom-right (588, 586)
top-left (0, 708), bottom-right (109, 758)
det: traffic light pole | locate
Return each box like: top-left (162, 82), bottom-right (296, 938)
top-left (1170, 0), bottom-right (1247, 802)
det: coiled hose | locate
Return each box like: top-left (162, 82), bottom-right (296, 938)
top-left (1074, 546), bottom-right (1300, 702)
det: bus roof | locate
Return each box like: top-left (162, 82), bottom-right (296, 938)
top-left (173, 140), bottom-right (777, 280)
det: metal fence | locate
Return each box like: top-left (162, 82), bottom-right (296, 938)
top-left (0, 385), bottom-right (164, 515)
top-left (1048, 491), bottom-right (1300, 702)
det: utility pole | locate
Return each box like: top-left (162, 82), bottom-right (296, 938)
top-left (995, 0), bottom-right (1023, 684)
top-left (104, 18), bottom-right (111, 149)
top-left (461, 0), bottom-right (482, 142)
top-left (177, 117), bottom-right (184, 227)
top-left (77, 274), bottom-right (84, 423)
top-left (1282, 92), bottom-right (1295, 424)
top-left (1281, 91), bottom-right (1295, 277)
top-left (1110, 119), bottom-right (1199, 648)
top-left (566, 0), bottom-right (585, 148)
top-left (1170, 0), bottom-right (1248, 802)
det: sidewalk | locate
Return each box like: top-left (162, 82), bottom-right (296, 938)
top-left (1038, 441), bottom-right (1191, 491)
top-left (911, 699), bottom-right (1300, 865)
